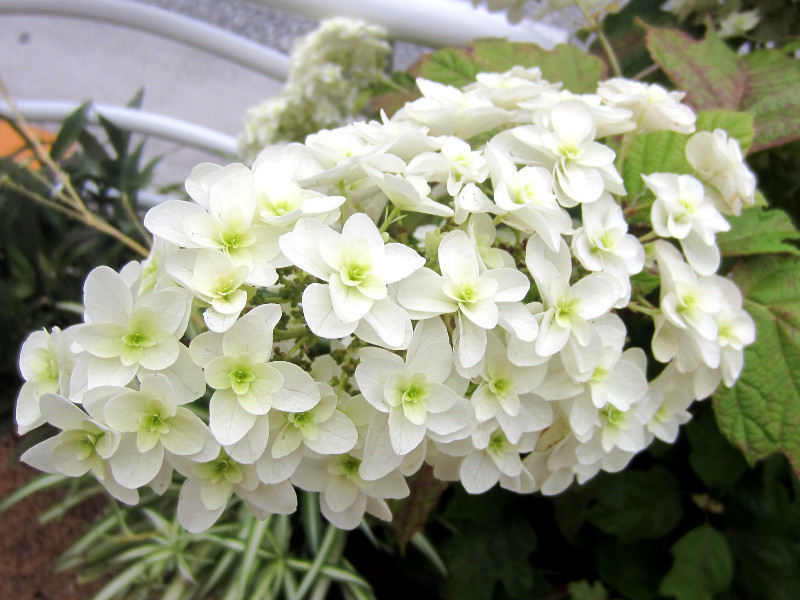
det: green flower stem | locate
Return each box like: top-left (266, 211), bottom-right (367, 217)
top-left (573, 0), bottom-right (623, 78)
top-left (615, 131), bottom-right (634, 173)
top-left (379, 206), bottom-right (402, 234)
top-left (628, 301), bottom-right (661, 318)
top-left (273, 327), bottom-right (311, 342)
top-left (638, 230), bottom-right (659, 243)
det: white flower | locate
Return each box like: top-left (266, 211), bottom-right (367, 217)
top-left (597, 78), bottom-right (696, 134)
top-left (652, 241), bottom-right (727, 372)
top-left (645, 173), bottom-right (730, 275)
top-left (398, 230), bottom-right (537, 370)
top-left (144, 163), bottom-right (281, 287)
top-left (16, 326), bottom-right (74, 435)
top-left (262, 383), bottom-right (358, 479)
top-left (252, 146), bottom-right (345, 229)
top-left (459, 424), bottom-right (537, 494)
top-left (484, 142), bottom-right (572, 249)
top-left (718, 9), bottom-right (760, 38)
top-left (167, 248), bottom-right (251, 332)
top-left (512, 101), bottom-right (625, 206)
top-left (470, 332), bottom-right (552, 443)
top-left (70, 266), bottom-right (193, 390)
top-left (396, 79), bottom-right (509, 139)
top-left (174, 450), bottom-right (297, 533)
top-left (526, 235), bottom-right (619, 357)
top-left (571, 193), bottom-right (645, 306)
top-left (685, 129), bottom-right (756, 216)
top-left (190, 305), bottom-right (320, 451)
top-left (407, 137), bottom-right (492, 224)
top-left (355, 319), bottom-right (471, 457)
top-left (85, 374), bottom-right (216, 489)
top-left (279, 213), bottom-right (424, 348)
top-left (292, 453), bottom-right (409, 530)
top-left (20, 393), bottom-right (137, 504)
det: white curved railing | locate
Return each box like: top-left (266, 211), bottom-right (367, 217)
top-left (0, 0), bottom-right (290, 81)
top-left (247, 0), bottom-right (567, 49)
top-left (0, 100), bottom-right (239, 156)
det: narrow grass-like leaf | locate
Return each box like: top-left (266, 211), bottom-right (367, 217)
top-left (93, 561), bottom-right (149, 600)
top-left (0, 473), bottom-right (66, 513)
top-left (294, 525), bottom-right (341, 599)
top-left (301, 491), bottom-right (322, 552)
top-left (410, 532), bottom-right (448, 577)
top-left (51, 102), bottom-right (89, 161)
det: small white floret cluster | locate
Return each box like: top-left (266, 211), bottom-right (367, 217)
top-left (239, 18), bottom-right (391, 161)
top-left (17, 66), bottom-right (756, 531)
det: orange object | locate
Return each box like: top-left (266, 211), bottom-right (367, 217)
top-left (0, 121), bottom-right (58, 169)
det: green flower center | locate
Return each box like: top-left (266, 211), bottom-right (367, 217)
top-left (215, 275), bottom-right (236, 296)
top-left (402, 383), bottom-right (429, 406)
top-left (489, 377), bottom-right (513, 397)
top-left (602, 406), bottom-right (626, 427)
top-left (487, 431), bottom-right (508, 456)
top-left (122, 331), bottom-right (156, 348)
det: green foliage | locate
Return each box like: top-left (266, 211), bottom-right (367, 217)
top-left (695, 110), bottom-right (754, 153)
top-left (659, 524), bottom-right (733, 600)
top-left (622, 130), bottom-right (691, 198)
top-left (717, 206), bottom-right (800, 257)
top-left (440, 489), bottom-right (538, 600)
top-left (645, 25), bottom-right (800, 152)
top-left (417, 40), bottom-right (606, 93)
top-left (685, 405), bottom-right (748, 489)
top-left (568, 579), bottom-right (608, 600)
top-left (713, 255), bottom-right (800, 476)
top-left (584, 466), bottom-right (684, 541)
top-left (0, 104), bottom-right (152, 431)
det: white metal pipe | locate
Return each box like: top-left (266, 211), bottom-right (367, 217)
top-left (0, 0), bottom-right (290, 81)
top-left (0, 99), bottom-right (239, 155)
top-left (245, 0), bottom-right (567, 49)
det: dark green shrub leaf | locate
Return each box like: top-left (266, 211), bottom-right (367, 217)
top-left (696, 110), bottom-right (754, 154)
top-left (622, 130), bottom-right (691, 198)
top-left (50, 102), bottom-right (89, 161)
top-left (417, 48), bottom-right (478, 88)
top-left (717, 206), bottom-right (800, 257)
top-left (585, 466), bottom-right (683, 541)
top-left (713, 256), bottom-right (800, 476)
top-left (685, 402), bottom-right (748, 488)
top-left (416, 40), bottom-right (606, 93)
top-left (659, 525), bottom-right (733, 600)
top-left (645, 26), bottom-right (800, 152)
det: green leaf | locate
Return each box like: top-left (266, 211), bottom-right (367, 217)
top-left (442, 489), bottom-right (537, 600)
top-left (713, 255), bottom-right (800, 477)
top-left (740, 49), bottom-right (800, 152)
top-left (717, 206), bottom-right (800, 257)
top-left (685, 402), bottom-right (748, 488)
top-left (389, 464), bottom-right (450, 551)
top-left (622, 130), bottom-right (691, 197)
top-left (696, 109), bottom-right (754, 154)
top-left (585, 466), bottom-right (683, 541)
top-left (659, 525), bottom-right (733, 600)
top-left (645, 26), bottom-right (746, 111)
top-left (50, 102), bottom-right (89, 161)
top-left (594, 537), bottom-right (667, 600)
top-left (418, 48), bottom-right (478, 88)
top-left (471, 40), bottom-right (607, 94)
top-left (415, 40), bottom-right (606, 94)
top-left (645, 26), bottom-right (800, 152)
top-left (567, 580), bottom-right (607, 600)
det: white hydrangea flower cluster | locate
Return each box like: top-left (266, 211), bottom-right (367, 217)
top-left (238, 18), bottom-right (391, 161)
top-left (17, 65), bottom-right (757, 531)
